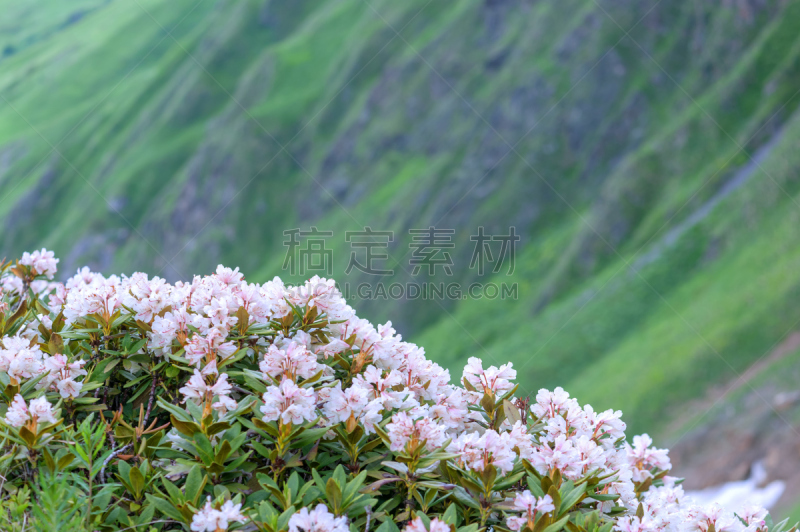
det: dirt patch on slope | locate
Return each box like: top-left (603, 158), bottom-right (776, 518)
top-left (667, 332), bottom-right (800, 516)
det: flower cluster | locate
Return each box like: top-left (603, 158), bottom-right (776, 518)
top-left (190, 498), bottom-right (247, 531)
top-left (507, 492), bottom-right (556, 532)
top-left (288, 504), bottom-right (349, 532)
top-left (4, 394), bottom-right (57, 428)
top-left (0, 249), bottom-right (791, 532)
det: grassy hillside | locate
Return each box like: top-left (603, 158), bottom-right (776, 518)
top-left (2, 0), bottom-right (800, 447)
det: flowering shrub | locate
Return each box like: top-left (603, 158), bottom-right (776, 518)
top-left (0, 249), bottom-right (794, 532)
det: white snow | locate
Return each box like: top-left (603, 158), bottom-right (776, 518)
top-left (686, 461), bottom-right (785, 510)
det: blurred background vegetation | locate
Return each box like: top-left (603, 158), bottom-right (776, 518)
top-left (3, 0), bottom-right (800, 516)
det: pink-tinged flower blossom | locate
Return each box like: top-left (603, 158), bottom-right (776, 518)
top-left (386, 411), bottom-right (447, 453)
top-left (585, 405), bottom-right (626, 442)
top-left (352, 365), bottom-right (408, 410)
top-left (29, 396), bottom-right (57, 424)
top-left (201, 359), bottom-right (219, 377)
top-left (5, 395), bottom-right (57, 427)
top-left (258, 277), bottom-right (292, 320)
top-left (517, 491), bottom-right (555, 514)
top-left (179, 371), bottom-right (237, 414)
top-left (260, 342), bottom-right (318, 381)
top-left (507, 492), bottom-right (555, 531)
top-left (531, 387), bottom-right (574, 420)
top-left (213, 395), bottom-right (238, 414)
top-left (261, 379), bottom-right (316, 425)
top-left (624, 434), bottom-right (671, 482)
top-left (151, 308), bottom-right (191, 350)
top-left (48, 283), bottom-right (67, 307)
top-left (613, 515), bottom-right (658, 532)
top-left (180, 370), bottom-right (209, 403)
top-left (204, 297), bottom-right (238, 330)
top-left (1, 275), bottom-right (23, 295)
top-left (0, 336), bottom-right (47, 382)
top-left (185, 329), bottom-right (237, 368)
top-left (190, 502), bottom-right (220, 532)
top-left (288, 504), bottom-right (348, 532)
top-left (210, 374), bottom-right (237, 414)
top-left (4, 394), bottom-right (29, 427)
top-left (56, 377), bottom-right (83, 399)
top-left (429, 387), bottom-right (469, 433)
top-left (19, 248), bottom-right (59, 279)
top-left (210, 372), bottom-right (232, 396)
top-left (529, 433), bottom-right (581, 478)
top-left (214, 265), bottom-right (244, 286)
top-left (681, 503), bottom-right (754, 532)
top-left (63, 283), bottom-right (121, 325)
top-left (506, 420), bottom-right (535, 460)
top-left (462, 356), bottom-right (516, 399)
top-left (121, 273), bottom-right (172, 323)
top-left (448, 429), bottom-right (518, 474)
top-left (218, 500), bottom-right (246, 522)
top-left (738, 506), bottom-right (768, 528)
top-left (322, 381), bottom-right (369, 424)
top-left (190, 497), bottom-right (246, 531)
top-left (314, 338), bottom-right (349, 359)
top-left (285, 277), bottom-right (353, 323)
top-left (404, 516), bottom-right (451, 532)
top-left (42, 355), bottom-right (87, 387)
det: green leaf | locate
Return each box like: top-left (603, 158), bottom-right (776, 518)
top-left (185, 465), bottom-right (206, 503)
top-left (543, 515), bottom-right (570, 532)
top-left (117, 460), bottom-right (132, 484)
top-left (213, 440), bottom-right (233, 464)
top-left (342, 470), bottom-right (367, 503)
top-left (589, 493), bottom-right (620, 501)
top-left (451, 486), bottom-right (480, 509)
top-left (145, 494), bottom-right (184, 522)
top-left (376, 520), bottom-right (401, 532)
top-left (161, 477), bottom-right (183, 502)
top-left (442, 503), bottom-right (458, 525)
top-left (547, 484), bottom-right (561, 512)
top-left (129, 466), bottom-right (145, 498)
top-left (495, 470), bottom-right (525, 491)
top-left (104, 358), bottom-right (120, 374)
top-left (559, 483), bottom-right (586, 515)
top-left (157, 398), bottom-right (193, 422)
top-left (325, 477), bottom-right (342, 511)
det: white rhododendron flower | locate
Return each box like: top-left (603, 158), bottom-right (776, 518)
top-left (4, 394), bottom-right (31, 427)
top-left (404, 517), bottom-right (451, 532)
top-left (260, 342), bottom-right (319, 380)
top-left (625, 434), bottom-right (672, 482)
top-left (288, 504), bottom-right (348, 532)
top-left (507, 492), bottom-right (555, 531)
top-left (190, 498), bottom-right (246, 531)
top-left (19, 248), bottom-right (59, 279)
top-left (261, 379), bottom-right (317, 425)
top-left (4, 394), bottom-right (57, 427)
top-left (462, 356), bottom-right (516, 399)
top-left (56, 377), bottom-right (82, 399)
top-left (386, 410), bottom-right (447, 452)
